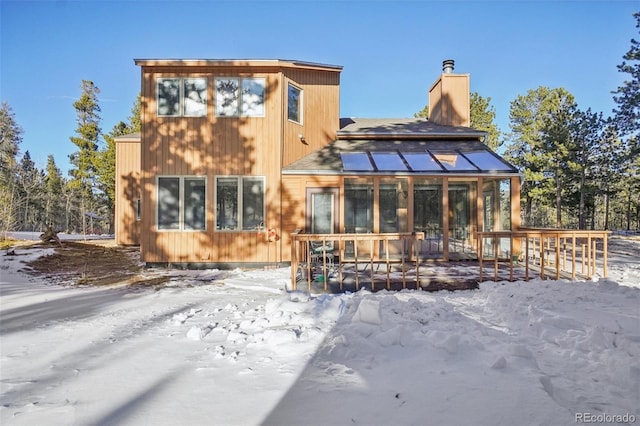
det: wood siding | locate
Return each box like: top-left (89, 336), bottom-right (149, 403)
top-left (281, 69), bottom-right (340, 166)
top-left (115, 139), bottom-right (141, 245)
top-left (138, 63), bottom-right (341, 265)
top-left (428, 73), bottom-right (470, 127)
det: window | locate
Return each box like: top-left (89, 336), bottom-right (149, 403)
top-left (157, 177), bottom-right (206, 231)
top-left (215, 78), bottom-right (265, 117)
top-left (215, 176), bottom-right (265, 231)
top-left (413, 179), bottom-right (442, 236)
top-left (287, 83), bottom-right (302, 123)
top-left (341, 152), bottom-right (374, 171)
top-left (344, 179), bottom-right (373, 233)
top-left (135, 199), bottom-right (141, 221)
top-left (157, 77), bottom-right (207, 117)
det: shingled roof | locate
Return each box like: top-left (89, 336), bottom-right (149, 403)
top-left (283, 118), bottom-right (517, 176)
top-left (337, 118), bottom-right (486, 139)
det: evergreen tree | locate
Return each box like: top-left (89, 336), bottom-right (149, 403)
top-left (129, 94), bottom-right (142, 133)
top-left (44, 155), bottom-right (65, 230)
top-left (94, 95), bottom-right (141, 234)
top-left (612, 11), bottom-right (640, 230)
top-left (505, 86), bottom-right (578, 227)
top-left (17, 151), bottom-right (44, 231)
top-left (68, 80), bottom-right (101, 235)
top-left (0, 102), bottom-right (23, 237)
top-left (414, 92), bottom-right (501, 149)
top-left (613, 12), bottom-right (640, 142)
top-left (470, 92), bottom-right (501, 151)
top-left (413, 104), bottom-right (429, 119)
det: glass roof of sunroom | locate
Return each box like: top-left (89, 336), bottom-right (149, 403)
top-left (340, 149), bottom-right (516, 173)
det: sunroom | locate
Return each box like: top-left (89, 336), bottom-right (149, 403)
top-left (281, 118), bottom-right (523, 290)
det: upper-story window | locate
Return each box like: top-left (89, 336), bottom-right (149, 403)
top-left (215, 78), bottom-right (265, 117)
top-left (157, 77), bottom-right (207, 117)
top-left (287, 83), bottom-right (302, 124)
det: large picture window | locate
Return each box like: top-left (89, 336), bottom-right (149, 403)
top-left (215, 78), bottom-right (265, 117)
top-left (157, 77), bottom-right (207, 117)
top-left (216, 176), bottom-right (265, 231)
top-left (287, 83), bottom-right (302, 123)
top-left (157, 176), bottom-right (206, 231)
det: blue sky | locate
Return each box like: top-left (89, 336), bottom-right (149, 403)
top-left (1, 0), bottom-right (637, 174)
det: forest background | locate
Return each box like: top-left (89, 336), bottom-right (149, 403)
top-left (1, 13), bottom-right (638, 237)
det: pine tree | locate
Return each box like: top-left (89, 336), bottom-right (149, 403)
top-left (44, 155), bottom-right (65, 230)
top-left (414, 92), bottom-right (501, 149)
top-left (94, 95), bottom-right (141, 233)
top-left (0, 102), bottom-right (23, 237)
top-left (68, 80), bottom-right (102, 235)
top-left (470, 93), bottom-right (502, 151)
top-left (613, 12), bottom-right (640, 142)
top-left (612, 11), bottom-right (640, 230)
top-left (505, 86), bottom-right (578, 227)
top-left (17, 151), bottom-right (43, 231)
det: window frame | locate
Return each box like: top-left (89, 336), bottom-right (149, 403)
top-left (215, 175), bottom-right (266, 232)
top-left (214, 77), bottom-right (266, 118)
top-left (156, 176), bottom-right (207, 232)
top-left (287, 83), bottom-right (303, 124)
top-left (156, 77), bottom-right (207, 118)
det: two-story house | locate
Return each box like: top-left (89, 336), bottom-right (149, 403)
top-left (115, 58), bottom-right (522, 270)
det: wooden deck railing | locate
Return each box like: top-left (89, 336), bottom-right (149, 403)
top-left (477, 228), bottom-right (610, 282)
top-left (291, 228), bottom-right (610, 292)
top-left (290, 230), bottom-right (425, 292)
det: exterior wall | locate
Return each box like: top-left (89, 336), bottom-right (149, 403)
top-left (281, 174), bottom-right (521, 262)
top-left (138, 62), bottom-right (340, 265)
top-left (115, 139), bottom-right (141, 245)
top-left (281, 69), bottom-right (340, 166)
top-left (428, 73), bottom-right (470, 127)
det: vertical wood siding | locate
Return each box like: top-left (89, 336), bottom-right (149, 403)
top-left (139, 64), bottom-right (340, 265)
top-left (115, 140), bottom-right (141, 245)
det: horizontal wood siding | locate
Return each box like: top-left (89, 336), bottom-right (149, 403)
top-left (115, 140), bottom-right (141, 245)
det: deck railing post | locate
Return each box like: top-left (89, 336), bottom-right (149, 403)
top-left (603, 233), bottom-right (608, 278)
top-left (478, 233), bottom-right (484, 282)
top-left (525, 235), bottom-right (529, 281)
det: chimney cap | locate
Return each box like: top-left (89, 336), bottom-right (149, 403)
top-left (442, 59), bottom-right (455, 73)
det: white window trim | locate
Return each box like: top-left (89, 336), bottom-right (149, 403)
top-left (215, 175), bottom-right (266, 232)
top-left (157, 77), bottom-right (207, 117)
top-left (287, 83), bottom-right (303, 125)
top-left (156, 175), bottom-right (207, 232)
top-left (214, 77), bottom-right (266, 118)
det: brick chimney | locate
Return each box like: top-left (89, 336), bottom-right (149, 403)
top-left (428, 59), bottom-right (470, 127)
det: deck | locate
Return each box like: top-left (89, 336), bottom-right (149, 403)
top-left (291, 229), bottom-right (610, 293)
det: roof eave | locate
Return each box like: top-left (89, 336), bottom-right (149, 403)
top-left (336, 132), bottom-right (486, 140)
top-left (134, 58), bottom-right (343, 72)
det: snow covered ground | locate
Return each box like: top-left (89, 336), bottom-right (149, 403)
top-left (1, 237), bottom-right (639, 426)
